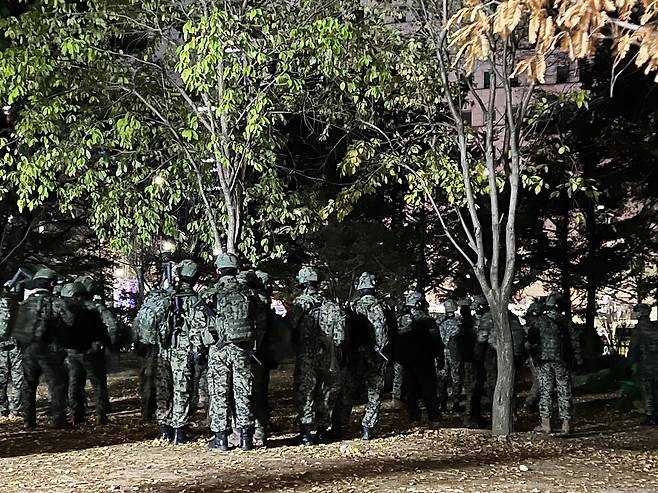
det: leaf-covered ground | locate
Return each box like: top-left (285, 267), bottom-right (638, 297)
top-left (0, 356), bottom-right (656, 493)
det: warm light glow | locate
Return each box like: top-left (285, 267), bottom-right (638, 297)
top-left (483, 169), bottom-right (490, 176)
top-left (114, 268), bottom-right (125, 278)
top-left (212, 247), bottom-right (222, 256)
top-left (162, 240), bottom-right (175, 252)
top-left (597, 204), bottom-right (605, 210)
top-left (154, 175), bottom-right (165, 185)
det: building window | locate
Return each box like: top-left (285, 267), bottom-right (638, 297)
top-left (483, 71), bottom-right (491, 89)
top-left (462, 111), bottom-right (472, 126)
top-left (556, 64), bottom-right (570, 84)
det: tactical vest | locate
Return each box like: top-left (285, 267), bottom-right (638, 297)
top-left (135, 290), bottom-right (170, 346)
top-left (537, 314), bottom-right (567, 362)
top-left (636, 319), bottom-right (658, 358)
top-left (217, 285), bottom-right (254, 344)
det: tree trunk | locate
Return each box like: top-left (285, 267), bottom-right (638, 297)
top-left (490, 304), bottom-right (514, 436)
top-left (583, 200), bottom-right (603, 363)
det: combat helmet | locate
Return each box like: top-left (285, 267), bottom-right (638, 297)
top-left (297, 266), bottom-right (319, 285)
top-left (545, 292), bottom-right (568, 312)
top-left (177, 259), bottom-right (199, 280)
top-left (215, 253), bottom-right (241, 271)
top-left (355, 272), bottom-right (376, 291)
top-left (33, 268), bottom-right (57, 281)
top-left (527, 300), bottom-right (545, 317)
top-left (61, 282), bottom-right (85, 298)
top-left (76, 275), bottom-right (96, 294)
top-left (255, 270), bottom-right (271, 287)
top-left (405, 291), bottom-right (425, 308)
top-left (633, 303), bottom-right (651, 318)
top-left (443, 299), bottom-right (458, 313)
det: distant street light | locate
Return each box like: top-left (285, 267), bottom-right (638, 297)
top-left (153, 175), bottom-right (166, 185)
top-left (162, 240), bottom-right (175, 253)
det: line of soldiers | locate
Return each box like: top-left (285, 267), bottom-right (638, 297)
top-left (2, 260), bottom-right (656, 447)
top-left (0, 268), bottom-right (118, 428)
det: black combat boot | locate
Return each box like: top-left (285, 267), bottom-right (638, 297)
top-left (159, 425), bottom-right (174, 441)
top-left (299, 424), bottom-right (315, 446)
top-left (172, 427), bottom-right (188, 445)
top-left (315, 425), bottom-right (330, 444)
top-left (330, 423), bottom-right (343, 441)
top-left (208, 431), bottom-right (229, 451)
top-left (72, 411), bottom-right (86, 426)
top-left (240, 427), bottom-right (254, 451)
top-left (361, 426), bottom-right (374, 441)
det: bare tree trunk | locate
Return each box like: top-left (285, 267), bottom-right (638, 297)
top-left (557, 200), bottom-right (572, 313)
top-left (491, 304), bottom-right (514, 436)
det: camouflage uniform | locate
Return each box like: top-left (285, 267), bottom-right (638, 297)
top-left (523, 301), bottom-right (545, 411)
top-left (206, 274), bottom-right (260, 435)
top-left (0, 292), bottom-right (23, 416)
top-left (464, 297), bottom-right (492, 427)
top-left (289, 277), bottom-right (345, 439)
top-left (527, 296), bottom-right (582, 424)
top-left (335, 280), bottom-right (390, 435)
top-left (438, 301), bottom-right (463, 410)
top-left (133, 288), bottom-right (169, 421)
top-left (628, 305), bottom-right (658, 421)
top-left (392, 362), bottom-right (403, 400)
top-left (10, 273), bottom-right (74, 428)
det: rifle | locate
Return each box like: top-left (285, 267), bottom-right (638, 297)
top-left (4, 267), bottom-right (33, 291)
top-left (376, 348), bottom-right (389, 363)
top-left (193, 296), bottom-right (220, 346)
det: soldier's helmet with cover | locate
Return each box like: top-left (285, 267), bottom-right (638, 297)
top-left (33, 268), bottom-right (57, 281)
top-left (355, 272), bottom-right (376, 291)
top-left (76, 275), bottom-right (96, 294)
top-left (297, 266), bottom-right (319, 285)
top-left (545, 292), bottom-right (568, 312)
top-left (471, 295), bottom-right (488, 312)
top-left (633, 303), bottom-right (651, 318)
top-left (405, 291), bottom-right (425, 308)
top-left (61, 282), bottom-right (85, 298)
top-left (215, 253), bottom-right (241, 271)
top-left (177, 259), bottom-right (199, 280)
top-left (255, 270), bottom-right (271, 287)
top-left (443, 299), bottom-right (458, 313)
top-left (527, 299), bottom-right (545, 317)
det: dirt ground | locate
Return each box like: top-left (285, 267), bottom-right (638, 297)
top-left (0, 355), bottom-right (656, 493)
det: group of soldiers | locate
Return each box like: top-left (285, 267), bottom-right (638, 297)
top-left (1, 258), bottom-right (657, 452)
top-left (0, 268), bottom-right (117, 429)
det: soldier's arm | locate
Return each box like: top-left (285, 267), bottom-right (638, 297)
top-left (53, 298), bottom-right (75, 326)
top-left (569, 322), bottom-right (584, 366)
top-left (97, 303), bottom-right (119, 345)
top-left (366, 303), bottom-right (389, 350)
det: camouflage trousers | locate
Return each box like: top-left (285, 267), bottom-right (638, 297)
top-left (0, 344), bottom-right (24, 415)
top-left (444, 343), bottom-right (464, 402)
top-left (207, 344), bottom-right (253, 433)
top-left (639, 367), bottom-right (658, 416)
top-left (155, 348), bottom-right (194, 429)
top-left (392, 362), bottom-right (403, 400)
top-left (139, 345), bottom-right (158, 421)
top-left (294, 350), bottom-right (340, 428)
top-left (22, 345), bottom-right (68, 427)
top-left (334, 351), bottom-right (386, 429)
top-left (66, 350), bottom-right (110, 420)
top-left (190, 357), bottom-right (208, 413)
top-left (537, 361), bottom-right (573, 420)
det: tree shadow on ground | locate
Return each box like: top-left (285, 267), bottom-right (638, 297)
top-left (138, 445), bottom-right (569, 493)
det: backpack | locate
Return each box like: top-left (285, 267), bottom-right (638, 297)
top-left (134, 290), bottom-right (169, 346)
top-left (217, 287), bottom-right (254, 343)
top-left (10, 294), bottom-right (54, 347)
top-left (315, 300), bottom-right (346, 347)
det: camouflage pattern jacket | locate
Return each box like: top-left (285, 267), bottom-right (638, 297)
top-left (438, 315), bottom-right (461, 346)
top-left (289, 287), bottom-right (345, 355)
top-left (629, 317), bottom-right (658, 371)
top-left (10, 289), bottom-right (74, 349)
top-left (0, 293), bottom-right (19, 350)
top-left (528, 312), bottom-right (582, 366)
top-left (83, 298), bottom-right (119, 347)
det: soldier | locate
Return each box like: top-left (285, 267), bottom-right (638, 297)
top-left (288, 266), bottom-right (345, 446)
top-left (10, 268), bottom-right (73, 429)
top-left (628, 303), bottom-right (658, 425)
top-left (206, 254), bottom-right (261, 451)
top-left (0, 284), bottom-right (23, 418)
top-left (155, 260), bottom-right (205, 444)
top-left (335, 272), bottom-right (390, 440)
top-left (527, 292), bottom-right (582, 434)
top-left (464, 295), bottom-right (491, 429)
top-left (523, 300), bottom-right (545, 412)
top-left (61, 281), bottom-right (112, 425)
top-left (394, 291), bottom-right (441, 425)
top-left (439, 299), bottom-right (464, 412)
